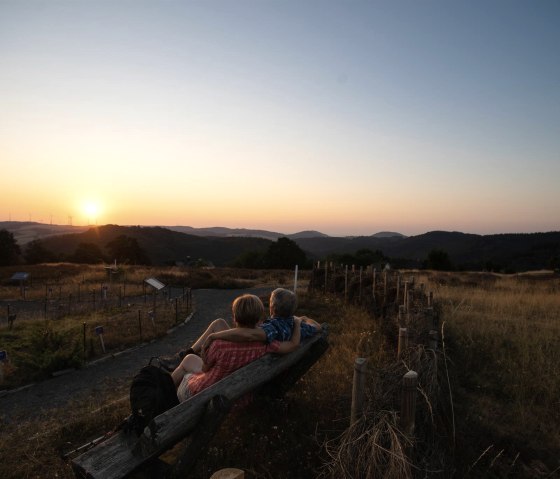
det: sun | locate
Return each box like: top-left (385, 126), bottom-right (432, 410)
top-left (83, 201), bottom-right (101, 224)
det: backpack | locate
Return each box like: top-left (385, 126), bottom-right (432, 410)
top-left (124, 357), bottom-right (179, 436)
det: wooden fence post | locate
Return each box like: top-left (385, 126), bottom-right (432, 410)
top-left (406, 289), bottom-right (413, 313)
top-left (324, 261), bottom-right (328, 294)
top-left (358, 266), bottom-right (363, 303)
top-left (372, 267), bottom-right (377, 302)
top-left (396, 274), bottom-right (401, 305)
top-left (429, 330), bottom-right (438, 350)
top-left (351, 357), bottom-right (368, 425)
top-left (425, 307), bottom-right (435, 329)
top-left (398, 305), bottom-right (406, 327)
top-left (344, 265), bottom-right (348, 303)
top-left (383, 271), bottom-right (387, 306)
top-left (398, 327), bottom-right (408, 359)
top-left (400, 370), bottom-right (418, 435)
top-left (403, 281), bottom-right (408, 309)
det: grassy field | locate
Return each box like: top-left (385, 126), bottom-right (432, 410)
top-left (0, 264), bottom-right (295, 386)
top-left (0, 266), bottom-right (558, 478)
top-left (420, 270), bottom-right (560, 476)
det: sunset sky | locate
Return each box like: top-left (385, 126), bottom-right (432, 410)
top-left (1, 1), bottom-right (559, 237)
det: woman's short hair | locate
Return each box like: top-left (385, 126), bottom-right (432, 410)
top-left (270, 288), bottom-right (297, 317)
top-left (232, 294), bottom-right (265, 327)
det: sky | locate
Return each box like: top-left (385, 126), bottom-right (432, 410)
top-left (1, 0), bottom-right (559, 237)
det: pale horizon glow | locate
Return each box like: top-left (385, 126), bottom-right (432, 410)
top-left (1, 1), bottom-right (559, 237)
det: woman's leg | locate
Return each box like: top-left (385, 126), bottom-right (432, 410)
top-left (171, 353), bottom-right (204, 387)
top-left (190, 318), bottom-right (230, 353)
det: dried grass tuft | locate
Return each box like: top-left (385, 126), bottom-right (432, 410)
top-left (320, 411), bottom-right (412, 479)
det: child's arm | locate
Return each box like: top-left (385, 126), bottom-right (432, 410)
top-left (296, 315), bottom-right (322, 332)
top-left (275, 317), bottom-right (302, 354)
top-left (202, 327), bottom-right (267, 354)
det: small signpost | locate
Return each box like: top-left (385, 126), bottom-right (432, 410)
top-left (95, 326), bottom-right (106, 353)
top-left (10, 272), bottom-right (29, 299)
top-left (144, 278), bottom-right (166, 324)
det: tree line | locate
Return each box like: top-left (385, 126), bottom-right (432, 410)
top-left (0, 229), bottom-right (150, 266)
top-left (3, 227), bottom-right (555, 272)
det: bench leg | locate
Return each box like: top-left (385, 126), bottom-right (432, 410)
top-left (167, 395), bottom-right (232, 479)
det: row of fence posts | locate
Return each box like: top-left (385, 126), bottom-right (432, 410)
top-left (4, 283), bottom-right (192, 323)
top-left (351, 356), bottom-right (419, 435)
top-left (311, 261), bottom-right (399, 307)
top-left (349, 274), bottom-right (436, 443)
top-left (78, 288), bottom-right (192, 359)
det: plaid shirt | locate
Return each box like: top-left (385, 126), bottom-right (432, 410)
top-left (260, 316), bottom-right (318, 344)
top-left (187, 339), bottom-right (280, 396)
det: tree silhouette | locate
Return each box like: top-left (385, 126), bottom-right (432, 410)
top-left (262, 237), bottom-right (307, 269)
top-left (71, 242), bottom-right (106, 264)
top-left (0, 229), bottom-right (21, 266)
top-left (24, 240), bottom-right (57, 264)
top-left (106, 235), bottom-right (150, 265)
top-left (424, 249), bottom-right (454, 271)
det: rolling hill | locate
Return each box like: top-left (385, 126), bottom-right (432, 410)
top-left (2, 222), bottom-right (558, 271)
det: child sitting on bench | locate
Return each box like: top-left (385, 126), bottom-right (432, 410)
top-left (171, 294), bottom-right (301, 402)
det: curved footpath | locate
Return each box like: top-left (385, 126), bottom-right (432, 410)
top-left (0, 287), bottom-right (273, 423)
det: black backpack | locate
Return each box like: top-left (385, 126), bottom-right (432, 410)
top-left (125, 357), bottom-right (179, 436)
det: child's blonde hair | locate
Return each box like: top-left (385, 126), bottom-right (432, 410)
top-left (232, 294), bottom-right (265, 327)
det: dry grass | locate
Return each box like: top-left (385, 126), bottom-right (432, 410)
top-left (0, 392), bottom-right (130, 479)
top-left (1, 269), bottom-right (559, 478)
top-left (419, 271), bottom-right (560, 475)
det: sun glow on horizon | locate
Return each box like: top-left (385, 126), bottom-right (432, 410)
top-left (82, 200), bottom-right (102, 225)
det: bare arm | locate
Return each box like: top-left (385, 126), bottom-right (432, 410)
top-left (296, 315), bottom-right (322, 333)
top-left (275, 317), bottom-right (302, 354)
top-left (201, 327), bottom-right (267, 354)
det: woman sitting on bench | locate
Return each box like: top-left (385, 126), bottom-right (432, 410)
top-left (171, 294), bottom-right (301, 402)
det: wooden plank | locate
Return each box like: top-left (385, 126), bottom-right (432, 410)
top-left (72, 330), bottom-right (328, 479)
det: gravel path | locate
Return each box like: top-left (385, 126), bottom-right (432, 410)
top-left (0, 287), bottom-right (273, 423)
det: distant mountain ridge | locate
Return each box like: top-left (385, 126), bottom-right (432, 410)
top-left (166, 226), bottom-right (331, 240)
top-left (0, 221), bottom-right (89, 245)
top-left (1, 222), bottom-right (558, 271)
top-left (1, 222), bottom-right (403, 244)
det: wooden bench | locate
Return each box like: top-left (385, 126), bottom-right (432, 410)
top-left (71, 327), bottom-right (329, 479)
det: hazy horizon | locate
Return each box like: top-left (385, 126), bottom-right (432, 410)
top-left (1, 1), bottom-right (559, 237)
top-left (3, 218), bottom-right (560, 239)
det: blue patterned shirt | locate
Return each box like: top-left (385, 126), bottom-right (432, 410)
top-left (259, 316), bottom-right (318, 344)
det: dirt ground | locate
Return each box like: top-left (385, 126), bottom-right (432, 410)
top-left (0, 287), bottom-right (273, 423)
